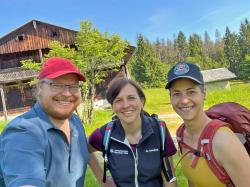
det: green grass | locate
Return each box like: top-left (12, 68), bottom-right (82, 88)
top-left (205, 82), bottom-right (250, 109)
top-left (83, 109), bottom-right (113, 136)
top-left (84, 167), bottom-right (99, 186)
top-left (0, 121), bottom-right (8, 132)
top-left (144, 88), bottom-right (174, 114)
top-left (144, 81), bottom-right (250, 114)
top-left (1, 81), bottom-right (250, 187)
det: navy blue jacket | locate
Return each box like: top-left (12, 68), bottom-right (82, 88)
top-left (100, 114), bottom-right (174, 187)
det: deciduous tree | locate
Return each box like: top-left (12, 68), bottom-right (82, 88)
top-left (22, 21), bottom-right (128, 124)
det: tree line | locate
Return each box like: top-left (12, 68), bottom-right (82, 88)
top-left (129, 18), bottom-right (250, 88)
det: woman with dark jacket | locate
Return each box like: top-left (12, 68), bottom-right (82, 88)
top-left (88, 78), bottom-right (177, 187)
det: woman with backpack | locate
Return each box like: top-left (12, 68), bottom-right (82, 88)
top-left (88, 78), bottom-right (177, 187)
top-left (166, 61), bottom-right (250, 187)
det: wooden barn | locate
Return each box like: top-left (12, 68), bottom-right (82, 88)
top-left (201, 68), bottom-right (237, 90)
top-left (0, 20), bottom-right (135, 116)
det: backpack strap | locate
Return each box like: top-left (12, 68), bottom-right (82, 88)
top-left (102, 120), bottom-right (115, 183)
top-left (201, 120), bottom-right (234, 187)
top-left (151, 115), bottom-right (176, 183)
top-left (176, 124), bottom-right (204, 168)
top-left (176, 124), bottom-right (185, 154)
top-left (176, 120), bottom-right (234, 186)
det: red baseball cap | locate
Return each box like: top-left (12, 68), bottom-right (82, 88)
top-left (38, 57), bottom-right (86, 81)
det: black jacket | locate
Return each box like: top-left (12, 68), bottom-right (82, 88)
top-left (100, 114), bottom-right (164, 187)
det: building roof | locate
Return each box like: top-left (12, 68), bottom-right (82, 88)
top-left (0, 20), bottom-right (77, 54)
top-left (201, 68), bottom-right (236, 83)
top-left (0, 19), bottom-right (135, 61)
top-left (0, 19), bottom-right (77, 40)
top-left (0, 68), bottom-right (37, 83)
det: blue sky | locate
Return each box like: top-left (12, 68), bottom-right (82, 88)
top-left (1, 0), bottom-right (250, 45)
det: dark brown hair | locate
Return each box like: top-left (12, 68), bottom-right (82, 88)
top-left (106, 78), bottom-right (146, 106)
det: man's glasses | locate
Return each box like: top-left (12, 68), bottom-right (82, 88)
top-left (41, 80), bottom-right (81, 93)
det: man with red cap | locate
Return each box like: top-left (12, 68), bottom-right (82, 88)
top-left (0, 57), bottom-right (110, 187)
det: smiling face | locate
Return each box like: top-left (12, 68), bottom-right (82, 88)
top-left (37, 74), bottom-right (81, 120)
top-left (111, 83), bottom-right (144, 127)
top-left (169, 78), bottom-right (206, 123)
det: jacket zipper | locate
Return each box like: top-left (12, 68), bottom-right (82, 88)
top-left (111, 137), bottom-right (139, 187)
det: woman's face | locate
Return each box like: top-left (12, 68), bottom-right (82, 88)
top-left (112, 83), bottom-right (144, 126)
top-left (170, 78), bottom-right (206, 123)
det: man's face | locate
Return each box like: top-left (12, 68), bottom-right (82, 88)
top-left (169, 78), bottom-right (206, 122)
top-left (37, 74), bottom-right (81, 120)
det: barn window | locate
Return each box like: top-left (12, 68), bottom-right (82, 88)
top-left (51, 31), bottom-right (59, 37)
top-left (16, 34), bottom-right (25, 41)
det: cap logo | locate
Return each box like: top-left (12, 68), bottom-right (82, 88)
top-left (174, 63), bottom-right (189, 75)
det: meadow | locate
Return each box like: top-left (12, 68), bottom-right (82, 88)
top-left (0, 81), bottom-right (249, 187)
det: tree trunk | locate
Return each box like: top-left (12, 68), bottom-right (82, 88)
top-left (87, 65), bottom-right (96, 124)
top-left (87, 84), bottom-right (95, 124)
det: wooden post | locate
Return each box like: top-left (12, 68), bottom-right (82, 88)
top-left (120, 59), bottom-right (130, 78)
top-left (19, 82), bottom-right (25, 106)
top-left (33, 20), bottom-right (43, 63)
top-left (0, 85), bottom-right (8, 121)
top-left (38, 48), bottom-right (43, 63)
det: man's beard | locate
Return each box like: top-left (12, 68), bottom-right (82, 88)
top-left (47, 108), bottom-right (75, 120)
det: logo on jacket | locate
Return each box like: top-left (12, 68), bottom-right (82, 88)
top-left (110, 149), bottom-right (129, 155)
top-left (145, 148), bottom-right (159, 153)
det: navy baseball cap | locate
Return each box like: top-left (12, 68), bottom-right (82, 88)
top-left (165, 61), bottom-right (204, 89)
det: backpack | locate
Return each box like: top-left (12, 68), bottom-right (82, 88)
top-left (176, 102), bottom-right (250, 187)
top-left (102, 114), bottom-right (176, 183)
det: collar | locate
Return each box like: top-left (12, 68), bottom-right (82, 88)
top-left (110, 113), bottom-right (155, 142)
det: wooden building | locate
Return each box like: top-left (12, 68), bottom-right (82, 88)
top-left (201, 68), bottom-right (237, 90)
top-left (0, 20), bottom-right (134, 115)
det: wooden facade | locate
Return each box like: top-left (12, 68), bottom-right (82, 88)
top-left (0, 20), bottom-right (134, 115)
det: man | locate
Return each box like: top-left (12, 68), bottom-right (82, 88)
top-left (166, 61), bottom-right (250, 187)
top-left (0, 57), bottom-right (89, 187)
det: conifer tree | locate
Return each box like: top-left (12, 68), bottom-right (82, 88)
top-left (239, 19), bottom-right (250, 59)
top-left (130, 34), bottom-right (166, 88)
top-left (239, 55), bottom-right (250, 81)
top-left (176, 31), bottom-right (189, 60)
top-left (224, 27), bottom-right (241, 75)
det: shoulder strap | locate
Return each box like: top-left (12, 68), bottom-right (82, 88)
top-left (176, 120), bottom-right (234, 186)
top-left (151, 115), bottom-right (176, 183)
top-left (103, 121), bottom-right (114, 151)
top-left (102, 120), bottom-right (115, 183)
top-left (152, 115), bottom-right (166, 152)
top-left (175, 124), bottom-right (202, 168)
top-left (176, 124), bottom-right (186, 154)
top-left (201, 120), bottom-right (234, 187)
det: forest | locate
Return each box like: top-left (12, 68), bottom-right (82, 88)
top-left (129, 18), bottom-right (250, 88)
